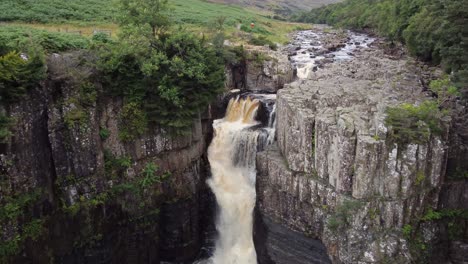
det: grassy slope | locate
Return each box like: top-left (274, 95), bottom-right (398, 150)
top-left (0, 0), bottom-right (310, 44)
top-left (206, 0), bottom-right (343, 11)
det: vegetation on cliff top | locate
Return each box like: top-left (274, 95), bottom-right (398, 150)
top-left (96, 0), bottom-right (225, 133)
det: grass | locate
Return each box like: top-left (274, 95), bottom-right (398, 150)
top-left (2, 22), bottom-right (118, 38)
top-left (0, 0), bottom-right (311, 45)
top-left (0, 25), bottom-right (90, 52)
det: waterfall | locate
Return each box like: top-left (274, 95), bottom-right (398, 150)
top-left (205, 95), bottom-right (275, 264)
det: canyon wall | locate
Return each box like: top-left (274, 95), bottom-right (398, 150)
top-left (256, 40), bottom-right (467, 263)
top-left (0, 52), bottom-right (215, 263)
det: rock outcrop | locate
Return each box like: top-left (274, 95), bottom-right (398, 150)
top-left (256, 37), bottom-right (458, 263)
top-left (226, 46), bottom-right (294, 93)
top-left (0, 52), bottom-right (215, 263)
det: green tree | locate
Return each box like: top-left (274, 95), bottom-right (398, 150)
top-left (118, 0), bottom-right (170, 40)
top-left (0, 50), bottom-right (45, 104)
top-left (99, 0), bottom-right (225, 133)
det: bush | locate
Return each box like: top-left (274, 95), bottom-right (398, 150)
top-left (0, 0), bottom-right (115, 23)
top-left (248, 35), bottom-right (277, 50)
top-left (98, 31), bottom-right (225, 133)
top-left (385, 101), bottom-right (445, 145)
top-left (118, 102), bottom-right (147, 141)
top-left (240, 24), bottom-right (271, 35)
top-left (0, 26), bottom-right (89, 54)
top-left (0, 114), bottom-right (12, 143)
top-left (0, 50), bottom-right (46, 104)
top-left (327, 199), bottom-right (362, 233)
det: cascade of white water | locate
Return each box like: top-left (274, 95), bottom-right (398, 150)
top-left (204, 95), bottom-right (276, 264)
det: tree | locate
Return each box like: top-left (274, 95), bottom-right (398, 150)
top-left (99, 0), bottom-right (225, 132)
top-left (117, 0), bottom-right (170, 40)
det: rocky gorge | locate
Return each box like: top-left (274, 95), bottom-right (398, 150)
top-left (0, 25), bottom-right (466, 264)
top-left (255, 28), bottom-right (468, 263)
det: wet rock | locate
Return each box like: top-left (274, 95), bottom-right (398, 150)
top-left (325, 43), bottom-right (346, 52)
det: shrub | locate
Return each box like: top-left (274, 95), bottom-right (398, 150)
top-left (118, 102), bottom-right (147, 141)
top-left (0, 114), bottom-right (13, 143)
top-left (385, 101), bottom-right (445, 145)
top-left (240, 24), bottom-right (271, 35)
top-left (248, 35), bottom-right (277, 50)
top-left (99, 127), bottom-right (110, 140)
top-left (327, 199), bottom-right (362, 233)
top-left (0, 26), bottom-right (89, 54)
top-left (0, 51), bottom-right (46, 104)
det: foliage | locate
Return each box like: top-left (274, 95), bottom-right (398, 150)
top-left (0, 0), bottom-right (115, 23)
top-left (248, 35), bottom-right (278, 50)
top-left (169, 0), bottom-right (265, 28)
top-left (0, 114), bottom-right (13, 143)
top-left (421, 208), bottom-right (468, 222)
top-left (0, 189), bottom-right (42, 221)
top-left (118, 101), bottom-right (147, 141)
top-left (99, 127), bottom-right (110, 140)
top-left (64, 107), bottom-right (87, 129)
top-left (106, 160), bottom-right (170, 208)
top-left (247, 51), bottom-right (274, 67)
top-left (0, 26), bottom-right (89, 54)
top-left (91, 32), bottom-right (113, 44)
top-left (0, 26), bottom-right (88, 141)
top-left (429, 75), bottom-right (460, 107)
top-left (240, 24), bottom-right (271, 35)
top-left (98, 33), bottom-right (225, 133)
top-left (415, 170), bottom-right (426, 186)
top-left (118, 0), bottom-right (170, 39)
top-left (0, 189), bottom-right (44, 262)
top-left (327, 199), bottom-right (362, 233)
top-left (104, 150), bottom-right (132, 179)
top-left (449, 169), bottom-right (468, 180)
top-left (402, 224), bottom-right (413, 239)
top-left (401, 207), bottom-right (468, 261)
top-left (293, 0), bottom-right (468, 93)
top-left (63, 82), bottom-right (97, 130)
top-left (385, 101), bottom-right (445, 145)
top-left (0, 50), bottom-right (46, 104)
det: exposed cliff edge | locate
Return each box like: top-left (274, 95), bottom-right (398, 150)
top-left (0, 51), bottom-right (216, 263)
top-left (225, 46), bottom-right (294, 93)
top-left (256, 29), bottom-right (467, 263)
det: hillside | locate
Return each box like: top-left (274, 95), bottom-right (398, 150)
top-left (206, 0), bottom-right (342, 14)
top-left (0, 0), bottom-right (313, 44)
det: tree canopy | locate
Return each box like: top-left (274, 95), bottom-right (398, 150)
top-left (98, 0), bottom-right (225, 133)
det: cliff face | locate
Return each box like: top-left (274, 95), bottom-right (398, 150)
top-left (0, 52), bottom-right (215, 263)
top-left (226, 46), bottom-right (294, 93)
top-left (256, 39), bottom-right (466, 263)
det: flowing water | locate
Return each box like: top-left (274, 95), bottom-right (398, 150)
top-left (288, 29), bottom-right (374, 79)
top-left (202, 95), bottom-right (276, 264)
top-left (197, 29), bottom-right (374, 264)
